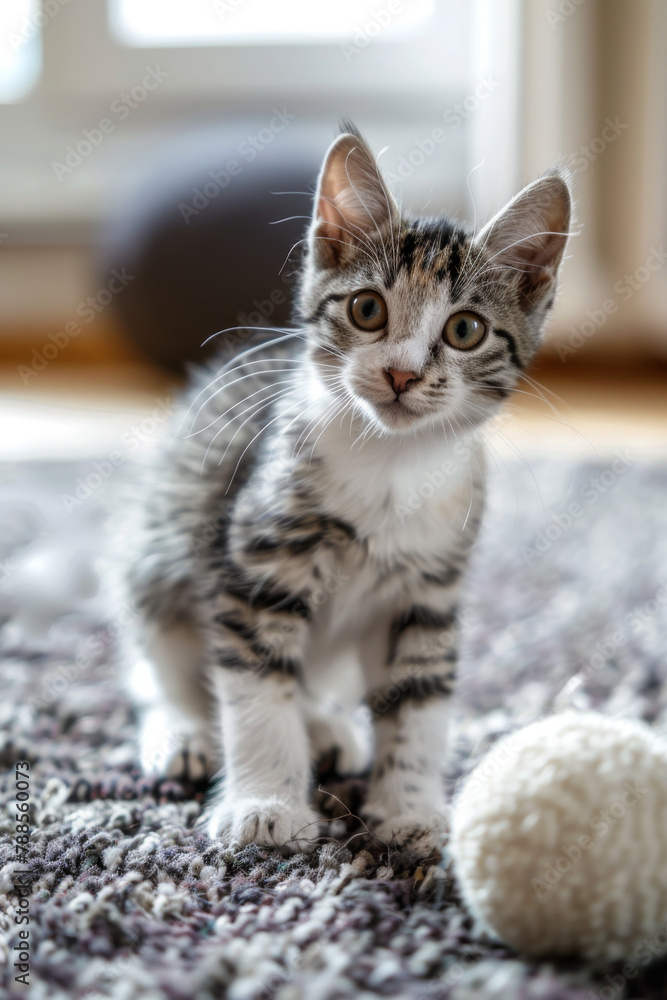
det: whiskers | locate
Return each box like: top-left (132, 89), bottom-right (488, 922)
top-left (473, 370), bottom-right (601, 460)
top-left (465, 366), bottom-right (603, 530)
top-left (178, 328), bottom-right (303, 435)
top-left (180, 324), bottom-right (342, 429)
top-left (195, 358), bottom-right (354, 492)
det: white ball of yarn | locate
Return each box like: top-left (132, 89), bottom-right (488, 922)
top-left (449, 712), bottom-right (667, 961)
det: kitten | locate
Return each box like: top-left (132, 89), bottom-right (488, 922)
top-left (121, 124), bottom-right (570, 854)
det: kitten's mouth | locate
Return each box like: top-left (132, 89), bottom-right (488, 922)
top-left (346, 377), bottom-right (430, 431)
top-left (370, 393), bottom-right (426, 429)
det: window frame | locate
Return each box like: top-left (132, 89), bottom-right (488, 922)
top-left (42, 0), bottom-right (474, 109)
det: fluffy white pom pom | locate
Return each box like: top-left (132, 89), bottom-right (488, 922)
top-left (449, 712), bottom-right (667, 961)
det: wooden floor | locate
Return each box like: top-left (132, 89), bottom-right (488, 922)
top-left (0, 361), bottom-right (665, 462)
top-left (487, 362), bottom-right (667, 459)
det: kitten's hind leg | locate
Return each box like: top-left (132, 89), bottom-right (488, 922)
top-left (125, 618), bottom-right (217, 782)
top-left (303, 694), bottom-right (372, 777)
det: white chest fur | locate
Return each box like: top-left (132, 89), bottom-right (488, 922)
top-left (311, 409), bottom-right (477, 563)
top-left (300, 409), bottom-right (478, 680)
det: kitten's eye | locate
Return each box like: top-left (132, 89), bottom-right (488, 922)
top-left (443, 311), bottom-right (487, 351)
top-left (348, 290), bottom-right (388, 332)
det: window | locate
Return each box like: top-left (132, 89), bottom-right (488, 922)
top-left (0, 0), bottom-right (41, 103)
top-left (111, 0), bottom-right (436, 47)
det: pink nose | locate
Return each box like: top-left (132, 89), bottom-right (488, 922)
top-left (386, 367), bottom-right (419, 395)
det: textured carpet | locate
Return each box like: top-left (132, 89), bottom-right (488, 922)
top-left (2, 452), bottom-right (667, 1000)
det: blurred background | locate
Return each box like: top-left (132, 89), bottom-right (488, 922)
top-left (0, 0), bottom-right (665, 466)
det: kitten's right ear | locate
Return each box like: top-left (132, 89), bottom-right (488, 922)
top-left (310, 129), bottom-right (398, 269)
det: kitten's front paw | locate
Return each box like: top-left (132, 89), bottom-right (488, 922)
top-left (204, 796), bottom-right (322, 853)
top-left (370, 812), bottom-right (448, 857)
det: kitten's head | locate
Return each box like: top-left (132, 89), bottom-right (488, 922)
top-left (299, 124), bottom-right (571, 436)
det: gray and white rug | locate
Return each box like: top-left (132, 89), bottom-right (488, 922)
top-left (1, 451), bottom-right (667, 999)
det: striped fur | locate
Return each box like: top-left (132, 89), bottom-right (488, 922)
top-left (119, 125), bottom-right (571, 854)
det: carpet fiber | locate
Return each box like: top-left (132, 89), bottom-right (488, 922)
top-left (2, 453), bottom-right (667, 999)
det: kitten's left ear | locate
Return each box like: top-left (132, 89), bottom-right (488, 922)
top-left (475, 173), bottom-right (572, 311)
top-left (310, 127), bottom-right (398, 269)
